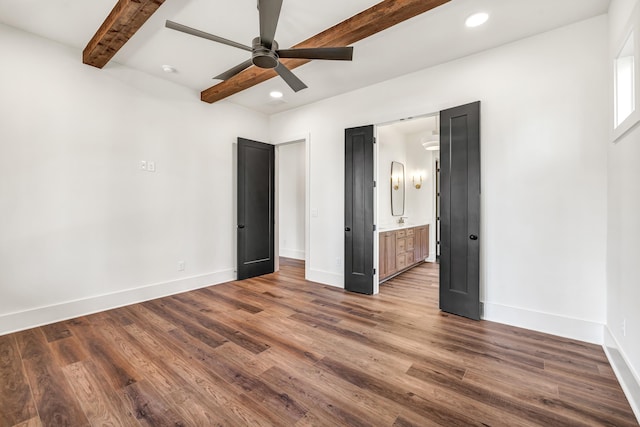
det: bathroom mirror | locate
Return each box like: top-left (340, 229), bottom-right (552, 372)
top-left (391, 161), bottom-right (405, 216)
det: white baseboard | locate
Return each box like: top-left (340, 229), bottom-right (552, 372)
top-left (482, 302), bottom-right (604, 344)
top-left (0, 269), bottom-right (235, 336)
top-left (279, 248), bottom-right (305, 260)
top-left (307, 268), bottom-right (343, 289)
top-left (603, 326), bottom-right (640, 423)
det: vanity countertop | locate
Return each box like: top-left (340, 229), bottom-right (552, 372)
top-left (378, 222), bottom-right (430, 232)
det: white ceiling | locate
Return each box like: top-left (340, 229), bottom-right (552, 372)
top-left (0, 0), bottom-right (610, 115)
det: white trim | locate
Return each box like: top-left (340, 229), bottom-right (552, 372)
top-left (279, 248), bottom-right (305, 260)
top-left (373, 125), bottom-right (380, 295)
top-left (482, 302), bottom-right (604, 344)
top-left (307, 268), bottom-right (343, 288)
top-left (0, 269), bottom-right (234, 336)
top-left (606, 330), bottom-right (640, 421)
top-left (603, 326), bottom-right (640, 423)
top-left (612, 2), bottom-right (640, 142)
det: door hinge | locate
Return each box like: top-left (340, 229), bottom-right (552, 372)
top-left (373, 180), bottom-right (376, 188)
top-left (373, 137), bottom-right (376, 144)
top-left (373, 268), bottom-right (376, 275)
top-left (373, 224), bottom-right (377, 231)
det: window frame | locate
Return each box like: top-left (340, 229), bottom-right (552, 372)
top-left (613, 4), bottom-right (640, 142)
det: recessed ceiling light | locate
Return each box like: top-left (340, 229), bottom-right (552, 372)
top-left (270, 90), bottom-right (284, 99)
top-left (161, 64), bottom-right (177, 73)
top-left (465, 12), bottom-right (489, 28)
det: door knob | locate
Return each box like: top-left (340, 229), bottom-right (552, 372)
top-left (345, 227), bottom-right (351, 232)
top-left (469, 234), bottom-right (478, 240)
top-left (238, 224), bottom-right (245, 229)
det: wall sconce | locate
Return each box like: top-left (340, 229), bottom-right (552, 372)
top-left (413, 175), bottom-right (423, 189)
top-left (393, 176), bottom-right (400, 190)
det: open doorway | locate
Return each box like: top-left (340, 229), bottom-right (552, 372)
top-left (376, 114), bottom-right (440, 291)
top-left (373, 102), bottom-right (481, 320)
top-left (275, 138), bottom-right (308, 277)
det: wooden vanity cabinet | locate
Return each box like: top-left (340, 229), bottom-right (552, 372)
top-left (379, 224), bottom-right (429, 282)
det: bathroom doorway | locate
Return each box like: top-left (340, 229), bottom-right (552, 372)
top-left (376, 113), bottom-right (440, 291)
top-left (374, 102), bottom-right (481, 320)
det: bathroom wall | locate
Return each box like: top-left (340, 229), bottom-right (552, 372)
top-left (377, 126), bottom-right (406, 227)
top-left (377, 126), bottom-right (435, 233)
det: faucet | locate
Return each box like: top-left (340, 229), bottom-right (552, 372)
top-left (398, 216), bottom-right (409, 225)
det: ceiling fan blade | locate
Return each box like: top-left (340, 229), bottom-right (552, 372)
top-left (275, 62), bottom-right (307, 92)
top-left (277, 47), bottom-right (353, 61)
top-left (165, 20), bottom-right (252, 52)
top-left (258, 0), bottom-right (283, 48)
top-left (213, 59), bottom-right (254, 81)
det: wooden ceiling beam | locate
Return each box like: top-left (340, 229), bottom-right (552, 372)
top-left (200, 0), bottom-right (450, 104)
top-left (83, 0), bottom-right (166, 69)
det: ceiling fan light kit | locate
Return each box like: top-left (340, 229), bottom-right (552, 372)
top-left (165, 0), bottom-right (354, 93)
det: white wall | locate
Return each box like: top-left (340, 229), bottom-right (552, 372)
top-left (404, 132), bottom-right (434, 231)
top-left (270, 16), bottom-right (609, 343)
top-left (278, 141), bottom-right (305, 260)
top-left (377, 126), bottom-right (407, 226)
top-left (377, 126), bottom-right (434, 241)
top-left (0, 24), bottom-right (269, 334)
top-left (606, 0), bottom-right (640, 418)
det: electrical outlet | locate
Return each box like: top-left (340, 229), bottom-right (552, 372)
top-left (178, 261), bottom-right (185, 271)
top-left (148, 161), bottom-right (156, 172)
top-left (336, 257), bottom-right (342, 268)
top-left (140, 160), bottom-right (147, 171)
top-left (622, 319), bottom-right (626, 337)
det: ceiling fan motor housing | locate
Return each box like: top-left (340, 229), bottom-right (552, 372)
top-left (252, 37), bottom-right (279, 69)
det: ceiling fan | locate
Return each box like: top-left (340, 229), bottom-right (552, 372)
top-left (165, 0), bottom-right (354, 93)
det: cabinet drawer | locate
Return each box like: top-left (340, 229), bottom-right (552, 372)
top-left (406, 228), bottom-right (415, 236)
top-left (406, 236), bottom-right (414, 251)
top-left (396, 230), bottom-right (406, 238)
top-left (396, 238), bottom-right (406, 253)
top-left (406, 252), bottom-right (415, 265)
top-left (396, 253), bottom-right (407, 270)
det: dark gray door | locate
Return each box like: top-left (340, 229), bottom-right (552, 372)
top-left (439, 101), bottom-right (481, 320)
top-left (344, 125), bottom-right (375, 294)
top-left (237, 137), bottom-right (275, 280)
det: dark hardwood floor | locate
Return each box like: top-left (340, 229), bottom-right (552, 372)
top-left (1, 259), bottom-right (637, 426)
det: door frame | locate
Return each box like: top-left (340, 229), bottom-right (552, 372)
top-left (273, 133), bottom-right (311, 281)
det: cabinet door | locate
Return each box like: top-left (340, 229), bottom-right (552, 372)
top-left (414, 228), bottom-right (422, 262)
top-left (379, 233), bottom-right (387, 279)
top-left (422, 225), bottom-right (429, 260)
top-left (386, 233), bottom-right (396, 275)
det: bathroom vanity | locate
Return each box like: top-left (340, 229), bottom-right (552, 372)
top-left (379, 224), bottom-right (429, 282)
